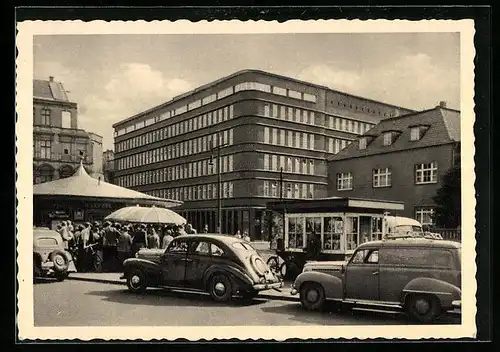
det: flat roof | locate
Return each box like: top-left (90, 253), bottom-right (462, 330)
top-left (266, 197), bottom-right (404, 212)
top-left (113, 69), bottom-right (415, 128)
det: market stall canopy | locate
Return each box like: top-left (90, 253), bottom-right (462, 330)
top-left (105, 205), bottom-right (186, 225)
top-left (33, 161), bottom-right (182, 208)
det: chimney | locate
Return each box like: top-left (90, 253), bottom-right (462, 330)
top-left (49, 76), bottom-right (54, 82)
top-left (439, 101), bottom-right (447, 108)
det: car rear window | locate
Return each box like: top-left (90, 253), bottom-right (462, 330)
top-left (36, 237), bottom-right (59, 247)
top-left (232, 242), bottom-right (257, 252)
top-left (380, 248), bottom-right (456, 269)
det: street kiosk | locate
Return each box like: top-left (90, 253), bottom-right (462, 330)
top-left (265, 197), bottom-right (405, 280)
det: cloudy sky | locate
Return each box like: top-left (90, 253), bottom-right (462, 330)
top-left (33, 33), bottom-right (460, 150)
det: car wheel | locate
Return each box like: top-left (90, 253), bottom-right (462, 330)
top-left (300, 282), bottom-right (326, 311)
top-left (405, 294), bottom-right (441, 323)
top-left (126, 269), bottom-right (148, 293)
top-left (50, 250), bottom-right (69, 273)
top-left (209, 274), bottom-right (233, 302)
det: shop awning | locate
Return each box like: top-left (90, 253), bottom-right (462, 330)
top-left (33, 160), bottom-right (182, 208)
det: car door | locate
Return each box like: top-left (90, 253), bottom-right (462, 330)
top-left (344, 248), bottom-right (380, 301)
top-left (160, 238), bottom-right (189, 287)
top-left (184, 240), bottom-right (215, 289)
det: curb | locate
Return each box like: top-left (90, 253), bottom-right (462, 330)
top-left (68, 276), bottom-right (125, 286)
top-left (67, 275), bottom-right (299, 302)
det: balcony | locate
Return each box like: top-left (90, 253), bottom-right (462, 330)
top-left (34, 125), bottom-right (91, 138)
top-left (34, 152), bottom-right (91, 164)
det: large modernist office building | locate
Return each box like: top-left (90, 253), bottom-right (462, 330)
top-left (113, 70), bottom-right (414, 240)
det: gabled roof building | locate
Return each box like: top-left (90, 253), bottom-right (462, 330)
top-left (327, 104), bottom-right (461, 227)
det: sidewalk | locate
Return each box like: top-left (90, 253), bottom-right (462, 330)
top-left (67, 272), bottom-right (298, 302)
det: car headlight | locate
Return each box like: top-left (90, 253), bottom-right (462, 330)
top-left (135, 252), bottom-right (139, 258)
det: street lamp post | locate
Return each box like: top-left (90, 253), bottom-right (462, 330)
top-left (280, 167), bottom-right (286, 239)
top-left (210, 133), bottom-right (228, 234)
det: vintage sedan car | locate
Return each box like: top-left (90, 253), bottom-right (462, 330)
top-left (291, 237), bottom-right (461, 323)
top-left (33, 227), bottom-right (77, 281)
top-left (121, 234), bottom-right (283, 302)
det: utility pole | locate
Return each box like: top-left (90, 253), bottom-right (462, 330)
top-left (210, 132), bottom-right (228, 234)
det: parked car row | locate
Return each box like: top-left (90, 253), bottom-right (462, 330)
top-left (33, 228), bottom-right (462, 323)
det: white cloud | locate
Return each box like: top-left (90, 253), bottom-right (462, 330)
top-left (297, 54), bottom-right (460, 111)
top-left (77, 63), bottom-right (193, 150)
top-left (298, 64), bottom-right (363, 92)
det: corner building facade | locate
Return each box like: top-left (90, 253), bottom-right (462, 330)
top-left (113, 70), bottom-right (414, 240)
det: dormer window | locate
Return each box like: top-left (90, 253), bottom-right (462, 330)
top-left (410, 127), bottom-right (421, 141)
top-left (409, 125), bottom-right (430, 141)
top-left (359, 137), bottom-right (367, 150)
top-left (383, 132), bottom-right (393, 146)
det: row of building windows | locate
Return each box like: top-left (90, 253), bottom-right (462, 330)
top-left (263, 154), bottom-right (316, 175)
top-left (115, 81), bottom-right (318, 137)
top-left (333, 100), bottom-right (401, 118)
top-left (326, 137), bottom-right (353, 154)
top-left (335, 162), bottom-right (439, 191)
top-left (116, 129), bottom-right (234, 171)
top-left (116, 155), bottom-right (234, 188)
top-left (325, 114), bottom-right (375, 135)
top-left (33, 139), bottom-right (86, 160)
top-left (263, 127), bottom-right (315, 150)
top-left (261, 103), bottom-right (375, 136)
top-left (262, 180), bottom-right (314, 199)
top-left (116, 105), bottom-right (235, 152)
top-left (143, 182), bottom-right (234, 202)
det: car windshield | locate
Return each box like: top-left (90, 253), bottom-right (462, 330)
top-left (231, 241), bottom-right (257, 252)
top-left (396, 225), bottom-right (423, 233)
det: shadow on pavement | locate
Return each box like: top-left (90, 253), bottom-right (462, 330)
top-left (260, 301), bottom-right (461, 326)
top-left (85, 287), bottom-right (268, 308)
top-left (33, 277), bottom-right (60, 284)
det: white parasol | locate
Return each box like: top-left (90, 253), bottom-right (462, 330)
top-left (104, 205), bottom-right (186, 225)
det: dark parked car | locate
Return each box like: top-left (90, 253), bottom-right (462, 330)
top-left (291, 237), bottom-right (461, 323)
top-left (33, 227), bottom-right (77, 281)
top-left (121, 234), bottom-right (283, 301)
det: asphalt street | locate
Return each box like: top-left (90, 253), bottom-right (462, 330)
top-left (34, 278), bottom-right (461, 327)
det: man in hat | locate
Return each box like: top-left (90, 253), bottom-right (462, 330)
top-left (101, 221), bottom-right (120, 270)
top-left (117, 224), bottom-right (133, 269)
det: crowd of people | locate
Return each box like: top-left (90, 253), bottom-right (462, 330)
top-left (55, 220), bottom-right (198, 272)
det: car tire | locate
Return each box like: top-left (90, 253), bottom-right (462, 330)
top-left (50, 250), bottom-right (69, 273)
top-left (405, 294), bottom-right (442, 323)
top-left (208, 274), bottom-right (233, 302)
top-left (126, 268), bottom-right (148, 293)
top-left (300, 282), bottom-right (326, 311)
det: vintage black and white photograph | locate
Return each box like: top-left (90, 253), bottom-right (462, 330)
top-left (16, 19), bottom-right (476, 340)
